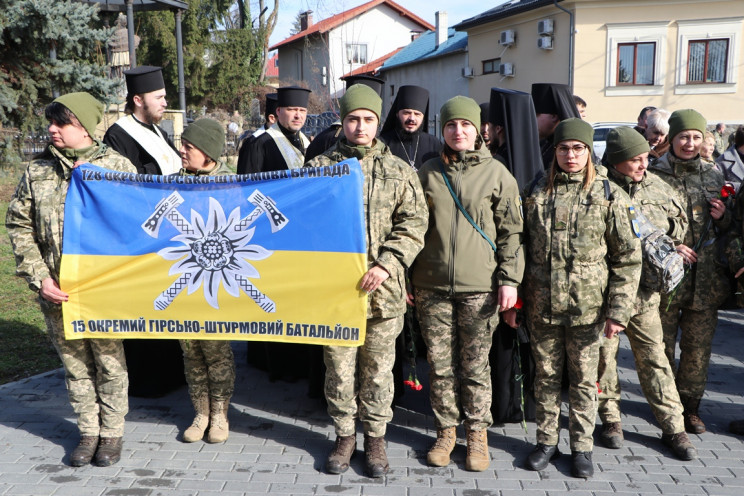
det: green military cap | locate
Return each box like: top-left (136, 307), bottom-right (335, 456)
top-left (182, 118), bottom-right (225, 162)
top-left (340, 84), bottom-right (382, 121)
top-left (668, 109), bottom-right (707, 141)
top-left (606, 126), bottom-right (650, 165)
top-left (553, 117), bottom-right (593, 149)
top-left (440, 96), bottom-right (481, 134)
top-left (53, 92), bottom-right (104, 138)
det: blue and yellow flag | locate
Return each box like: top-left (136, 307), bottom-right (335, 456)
top-left (61, 160), bottom-right (367, 346)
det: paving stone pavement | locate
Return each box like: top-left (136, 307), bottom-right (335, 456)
top-left (1, 311), bottom-right (743, 495)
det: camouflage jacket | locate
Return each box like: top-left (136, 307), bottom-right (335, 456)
top-left (6, 142), bottom-right (136, 292)
top-left (412, 146), bottom-right (523, 293)
top-left (307, 138), bottom-right (428, 318)
top-left (175, 160), bottom-right (233, 176)
top-left (649, 152), bottom-right (731, 310)
top-left (523, 167), bottom-right (642, 327)
top-left (607, 166), bottom-right (688, 311)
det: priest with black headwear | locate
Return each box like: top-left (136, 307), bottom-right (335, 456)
top-left (530, 82), bottom-right (581, 169)
top-left (103, 65), bottom-right (186, 397)
top-left (488, 88), bottom-right (544, 191)
top-left (104, 65), bottom-right (181, 175)
top-left (485, 87), bottom-right (544, 425)
top-left (237, 93), bottom-right (277, 172)
top-left (237, 86), bottom-right (311, 174)
top-left (379, 85), bottom-right (441, 170)
top-left (304, 74), bottom-right (385, 164)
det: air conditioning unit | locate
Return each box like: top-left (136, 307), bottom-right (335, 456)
top-left (461, 67), bottom-right (475, 78)
top-left (538, 19), bottom-right (554, 35)
top-left (500, 62), bottom-right (515, 77)
top-left (537, 36), bottom-right (553, 50)
top-left (500, 29), bottom-right (516, 46)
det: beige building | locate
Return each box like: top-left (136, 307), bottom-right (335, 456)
top-left (455, 0), bottom-right (744, 124)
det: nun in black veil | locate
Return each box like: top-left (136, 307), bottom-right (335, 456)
top-left (485, 87), bottom-right (544, 423)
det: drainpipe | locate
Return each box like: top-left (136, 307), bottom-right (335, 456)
top-left (553, 0), bottom-right (574, 89)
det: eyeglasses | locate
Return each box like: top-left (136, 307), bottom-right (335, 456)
top-left (555, 144), bottom-right (588, 156)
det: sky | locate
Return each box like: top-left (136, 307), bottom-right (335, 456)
top-left (266, 0), bottom-right (511, 46)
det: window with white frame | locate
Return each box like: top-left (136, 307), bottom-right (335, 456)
top-left (676, 18), bottom-right (741, 95)
top-left (605, 22), bottom-right (666, 96)
top-left (346, 43), bottom-right (368, 65)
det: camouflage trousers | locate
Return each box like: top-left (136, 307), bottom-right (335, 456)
top-left (531, 321), bottom-right (602, 452)
top-left (660, 303), bottom-right (718, 400)
top-left (41, 299), bottom-right (128, 437)
top-left (179, 340), bottom-right (235, 401)
top-left (324, 316), bottom-right (403, 437)
top-left (415, 288), bottom-right (498, 430)
top-left (597, 294), bottom-right (685, 434)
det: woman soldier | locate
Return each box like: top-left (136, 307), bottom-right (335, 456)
top-left (411, 96), bottom-right (523, 471)
top-left (173, 119), bottom-right (236, 444)
top-left (519, 118), bottom-right (642, 478)
top-left (6, 93), bottom-right (136, 467)
top-left (649, 109), bottom-right (731, 434)
top-left (306, 84), bottom-right (427, 478)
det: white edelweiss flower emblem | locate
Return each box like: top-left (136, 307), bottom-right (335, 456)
top-left (156, 197), bottom-right (273, 310)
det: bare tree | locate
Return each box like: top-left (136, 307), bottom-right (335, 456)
top-left (257, 1), bottom-right (279, 84)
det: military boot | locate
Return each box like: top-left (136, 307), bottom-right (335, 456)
top-left (70, 435), bottom-right (98, 467)
top-left (427, 427), bottom-right (456, 467)
top-left (94, 437), bottom-right (123, 467)
top-left (465, 428), bottom-right (490, 472)
top-left (207, 398), bottom-right (229, 443)
top-left (363, 434), bottom-right (389, 478)
top-left (681, 395), bottom-right (706, 434)
top-left (326, 435), bottom-right (356, 474)
top-left (183, 394), bottom-right (210, 443)
top-left (599, 422), bottom-right (624, 449)
top-left (571, 451), bottom-right (593, 478)
top-left (661, 431), bottom-right (698, 460)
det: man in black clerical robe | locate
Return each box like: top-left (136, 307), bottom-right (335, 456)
top-left (104, 66), bottom-right (181, 175)
top-left (378, 85), bottom-right (441, 171)
top-left (530, 83), bottom-right (581, 170)
top-left (237, 86), bottom-right (311, 174)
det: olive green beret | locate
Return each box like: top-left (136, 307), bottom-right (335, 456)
top-left (182, 118), bottom-right (225, 162)
top-left (668, 109), bottom-right (707, 141)
top-left (340, 84), bottom-right (382, 121)
top-left (553, 117), bottom-right (593, 149)
top-left (606, 126), bottom-right (650, 165)
top-left (440, 96), bottom-right (481, 134)
top-left (53, 92), bottom-right (104, 138)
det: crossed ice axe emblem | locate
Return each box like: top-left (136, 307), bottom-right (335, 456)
top-left (141, 189), bottom-right (288, 311)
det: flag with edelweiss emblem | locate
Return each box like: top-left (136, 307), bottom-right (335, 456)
top-left (60, 160), bottom-right (367, 346)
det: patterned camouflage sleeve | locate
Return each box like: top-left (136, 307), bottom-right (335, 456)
top-left (665, 195), bottom-right (688, 243)
top-left (5, 170), bottom-right (51, 291)
top-left (493, 172), bottom-right (524, 287)
top-left (304, 154), bottom-right (335, 168)
top-left (603, 186), bottom-right (643, 326)
top-left (374, 168), bottom-right (428, 272)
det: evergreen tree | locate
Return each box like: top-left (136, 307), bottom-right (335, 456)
top-left (0, 0), bottom-right (116, 132)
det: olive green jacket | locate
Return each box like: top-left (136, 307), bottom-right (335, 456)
top-left (649, 152), bottom-right (731, 310)
top-left (6, 142), bottom-right (136, 292)
top-left (523, 167), bottom-right (642, 327)
top-left (411, 146), bottom-right (523, 293)
top-left (306, 138), bottom-right (428, 318)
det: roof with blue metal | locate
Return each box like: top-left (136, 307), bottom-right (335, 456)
top-left (380, 27), bottom-right (467, 71)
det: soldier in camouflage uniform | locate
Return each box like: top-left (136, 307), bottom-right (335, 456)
top-left (649, 109), bottom-right (732, 435)
top-left (5, 93), bottom-right (136, 467)
top-left (173, 119), bottom-right (236, 444)
top-left (596, 127), bottom-right (696, 460)
top-left (521, 119), bottom-right (642, 479)
top-left (411, 96), bottom-right (523, 472)
top-left (306, 84), bottom-right (427, 478)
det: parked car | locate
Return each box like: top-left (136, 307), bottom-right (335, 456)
top-left (592, 122), bottom-right (635, 159)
